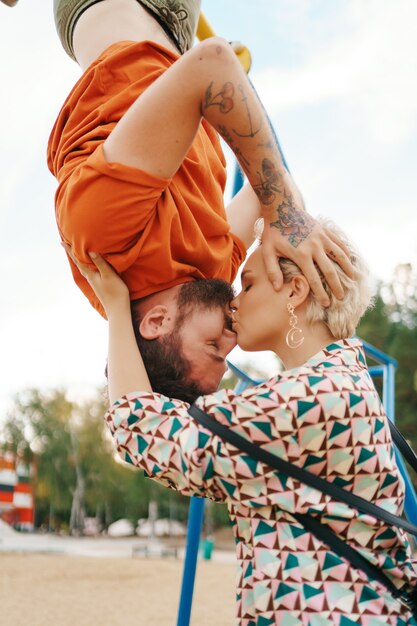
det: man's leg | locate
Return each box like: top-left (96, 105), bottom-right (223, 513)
top-left (54, 0), bottom-right (201, 62)
top-left (137, 0), bottom-right (201, 54)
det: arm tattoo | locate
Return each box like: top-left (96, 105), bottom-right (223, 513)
top-left (204, 81), bottom-right (235, 113)
top-left (252, 158), bottom-right (283, 205)
top-left (218, 124), bottom-right (251, 169)
top-left (232, 85), bottom-right (262, 138)
top-left (270, 192), bottom-right (315, 248)
top-left (257, 140), bottom-right (274, 150)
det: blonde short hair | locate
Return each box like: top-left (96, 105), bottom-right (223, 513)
top-left (255, 218), bottom-right (374, 339)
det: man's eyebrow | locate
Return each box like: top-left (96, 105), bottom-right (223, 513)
top-left (240, 270), bottom-right (253, 280)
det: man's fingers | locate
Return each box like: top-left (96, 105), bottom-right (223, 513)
top-left (299, 259), bottom-right (331, 307)
top-left (314, 251), bottom-right (345, 301)
top-left (327, 244), bottom-right (356, 279)
top-left (324, 232), bottom-right (355, 279)
top-left (326, 231), bottom-right (351, 258)
top-left (261, 244), bottom-right (283, 291)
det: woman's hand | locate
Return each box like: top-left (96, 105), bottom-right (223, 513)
top-left (62, 243), bottom-right (151, 401)
top-left (61, 244), bottom-right (130, 318)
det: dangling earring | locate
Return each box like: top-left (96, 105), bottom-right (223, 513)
top-left (286, 302), bottom-right (304, 349)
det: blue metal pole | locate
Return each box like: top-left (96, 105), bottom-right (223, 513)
top-left (395, 453), bottom-right (417, 523)
top-left (384, 363), bottom-right (417, 523)
top-left (361, 339), bottom-right (399, 367)
top-left (232, 165), bottom-right (245, 198)
top-left (176, 497), bottom-right (206, 626)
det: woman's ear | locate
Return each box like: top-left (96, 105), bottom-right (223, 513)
top-left (287, 275), bottom-right (310, 307)
top-left (138, 305), bottom-right (174, 339)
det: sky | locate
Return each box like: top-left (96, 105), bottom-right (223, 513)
top-left (0, 0), bottom-right (416, 416)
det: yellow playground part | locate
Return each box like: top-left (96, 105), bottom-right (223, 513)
top-left (197, 13), bottom-right (252, 73)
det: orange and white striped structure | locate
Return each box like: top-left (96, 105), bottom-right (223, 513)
top-left (0, 452), bottom-right (34, 530)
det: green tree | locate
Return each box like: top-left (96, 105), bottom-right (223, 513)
top-left (357, 264), bottom-right (417, 455)
top-left (0, 387), bottom-right (195, 531)
top-left (1, 388), bottom-right (75, 529)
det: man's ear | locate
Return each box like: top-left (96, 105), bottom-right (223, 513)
top-left (138, 305), bottom-right (174, 339)
top-left (287, 275), bottom-right (310, 308)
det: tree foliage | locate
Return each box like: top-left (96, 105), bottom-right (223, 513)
top-left (0, 389), bottom-right (192, 532)
top-left (357, 264), bottom-right (417, 445)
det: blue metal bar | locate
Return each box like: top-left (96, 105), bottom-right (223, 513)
top-left (227, 360), bottom-right (261, 388)
top-left (232, 165), bottom-right (245, 198)
top-left (360, 339), bottom-right (399, 367)
top-left (395, 453), bottom-right (417, 523)
top-left (363, 357), bottom-right (417, 521)
top-left (384, 363), bottom-right (417, 523)
top-left (383, 363), bottom-right (396, 422)
top-left (368, 365), bottom-right (385, 377)
top-left (176, 497), bottom-right (206, 626)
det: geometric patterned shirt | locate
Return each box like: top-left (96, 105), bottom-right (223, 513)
top-left (105, 338), bottom-right (417, 625)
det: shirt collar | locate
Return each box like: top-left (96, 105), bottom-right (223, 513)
top-left (303, 337), bottom-right (367, 371)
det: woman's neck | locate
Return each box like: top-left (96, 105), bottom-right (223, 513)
top-left (276, 323), bottom-right (336, 371)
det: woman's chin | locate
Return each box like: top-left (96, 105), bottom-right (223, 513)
top-left (236, 337), bottom-right (257, 352)
top-left (235, 327), bottom-right (266, 352)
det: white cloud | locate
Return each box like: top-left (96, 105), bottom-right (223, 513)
top-left (0, 3), bottom-right (80, 223)
top-left (254, 0), bottom-right (417, 145)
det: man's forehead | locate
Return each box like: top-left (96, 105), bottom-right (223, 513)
top-left (183, 300), bottom-right (231, 314)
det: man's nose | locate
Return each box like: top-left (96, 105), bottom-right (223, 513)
top-left (221, 329), bottom-right (237, 355)
top-left (230, 295), bottom-right (239, 311)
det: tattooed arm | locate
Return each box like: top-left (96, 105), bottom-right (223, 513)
top-left (203, 68), bottom-right (355, 304)
top-left (103, 37), bottom-right (354, 305)
top-left (202, 70), bottom-right (355, 304)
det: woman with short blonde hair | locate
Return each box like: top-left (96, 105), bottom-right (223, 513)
top-left (64, 225), bottom-right (417, 624)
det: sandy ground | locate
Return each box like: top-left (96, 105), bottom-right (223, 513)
top-left (0, 551), bottom-right (237, 626)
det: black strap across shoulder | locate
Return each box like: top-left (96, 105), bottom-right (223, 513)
top-left (188, 403), bottom-right (417, 615)
top-left (188, 404), bottom-right (417, 537)
top-left (389, 420), bottom-right (417, 473)
top-left (293, 511), bottom-right (417, 614)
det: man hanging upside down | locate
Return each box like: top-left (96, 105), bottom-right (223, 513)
top-left (46, 0), bottom-right (354, 401)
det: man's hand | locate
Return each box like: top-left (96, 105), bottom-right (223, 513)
top-left (261, 203), bottom-right (355, 307)
top-left (62, 244), bottom-right (130, 317)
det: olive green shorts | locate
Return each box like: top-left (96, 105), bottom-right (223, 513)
top-left (54, 0), bottom-right (202, 61)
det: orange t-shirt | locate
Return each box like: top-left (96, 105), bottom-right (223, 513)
top-left (48, 40), bottom-right (246, 318)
